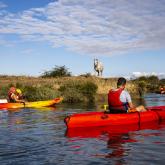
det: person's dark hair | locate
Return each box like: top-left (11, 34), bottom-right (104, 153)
top-left (117, 77), bottom-right (126, 87)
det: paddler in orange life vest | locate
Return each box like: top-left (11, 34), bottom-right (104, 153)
top-left (8, 87), bottom-right (25, 103)
top-left (108, 77), bottom-right (146, 113)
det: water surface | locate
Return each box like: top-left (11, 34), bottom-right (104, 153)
top-left (0, 94), bottom-right (165, 164)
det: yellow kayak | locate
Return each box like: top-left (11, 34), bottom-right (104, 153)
top-left (0, 97), bottom-right (63, 109)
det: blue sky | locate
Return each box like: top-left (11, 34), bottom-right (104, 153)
top-left (0, 0), bottom-right (165, 78)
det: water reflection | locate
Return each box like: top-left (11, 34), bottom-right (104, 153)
top-left (106, 133), bottom-right (131, 158)
top-left (65, 93), bottom-right (165, 162)
top-left (66, 120), bottom-right (165, 164)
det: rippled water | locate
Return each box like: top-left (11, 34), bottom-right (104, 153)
top-left (0, 94), bottom-right (165, 165)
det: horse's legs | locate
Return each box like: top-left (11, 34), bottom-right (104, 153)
top-left (97, 71), bottom-right (99, 76)
top-left (95, 70), bottom-right (97, 76)
top-left (101, 70), bottom-right (102, 76)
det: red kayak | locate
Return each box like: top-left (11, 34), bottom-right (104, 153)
top-left (64, 106), bottom-right (165, 129)
top-left (66, 120), bottom-right (165, 138)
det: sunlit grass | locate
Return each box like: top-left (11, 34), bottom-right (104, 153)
top-left (0, 75), bottom-right (140, 102)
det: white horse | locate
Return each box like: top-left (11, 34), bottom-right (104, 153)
top-left (94, 58), bottom-right (104, 77)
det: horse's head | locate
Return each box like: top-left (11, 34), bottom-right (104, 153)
top-left (94, 58), bottom-right (98, 65)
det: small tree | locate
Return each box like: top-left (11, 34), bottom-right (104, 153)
top-left (147, 75), bottom-right (159, 92)
top-left (41, 65), bottom-right (71, 78)
top-left (159, 79), bottom-right (165, 86)
top-left (147, 75), bottom-right (159, 84)
top-left (137, 80), bottom-right (147, 97)
top-left (138, 76), bottom-right (148, 82)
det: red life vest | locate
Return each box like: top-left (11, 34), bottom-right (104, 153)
top-left (8, 87), bottom-right (16, 102)
top-left (108, 88), bottom-right (128, 113)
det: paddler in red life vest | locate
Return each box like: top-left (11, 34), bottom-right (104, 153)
top-left (108, 77), bottom-right (146, 113)
top-left (8, 87), bottom-right (25, 103)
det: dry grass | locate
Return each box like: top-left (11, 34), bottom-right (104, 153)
top-left (0, 75), bottom-right (139, 95)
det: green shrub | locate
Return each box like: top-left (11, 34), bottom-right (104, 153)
top-left (41, 65), bottom-right (71, 78)
top-left (137, 81), bottom-right (147, 97)
top-left (15, 82), bottom-right (24, 89)
top-left (159, 79), bottom-right (165, 86)
top-left (59, 81), bottom-right (98, 103)
top-left (23, 85), bottom-right (60, 101)
top-left (134, 75), bottom-right (161, 94)
top-left (59, 81), bottom-right (83, 103)
top-left (80, 81), bottom-right (98, 102)
top-left (0, 86), bottom-right (8, 99)
top-left (147, 75), bottom-right (159, 84)
top-left (138, 76), bottom-right (148, 82)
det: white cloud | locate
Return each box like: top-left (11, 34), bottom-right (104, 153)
top-left (0, 0), bottom-right (165, 55)
top-left (131, 72), bottom-right (165, 79)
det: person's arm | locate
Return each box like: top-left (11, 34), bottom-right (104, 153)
top-left (11, 94), bottom-right (25, 103)
top-left (128, 102), bottom-right (135, 109)
top-left (125, 91), bottom-right (135, 109)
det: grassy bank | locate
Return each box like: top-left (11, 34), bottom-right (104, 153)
top-left (0, 75), bottom-right (145, 103)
